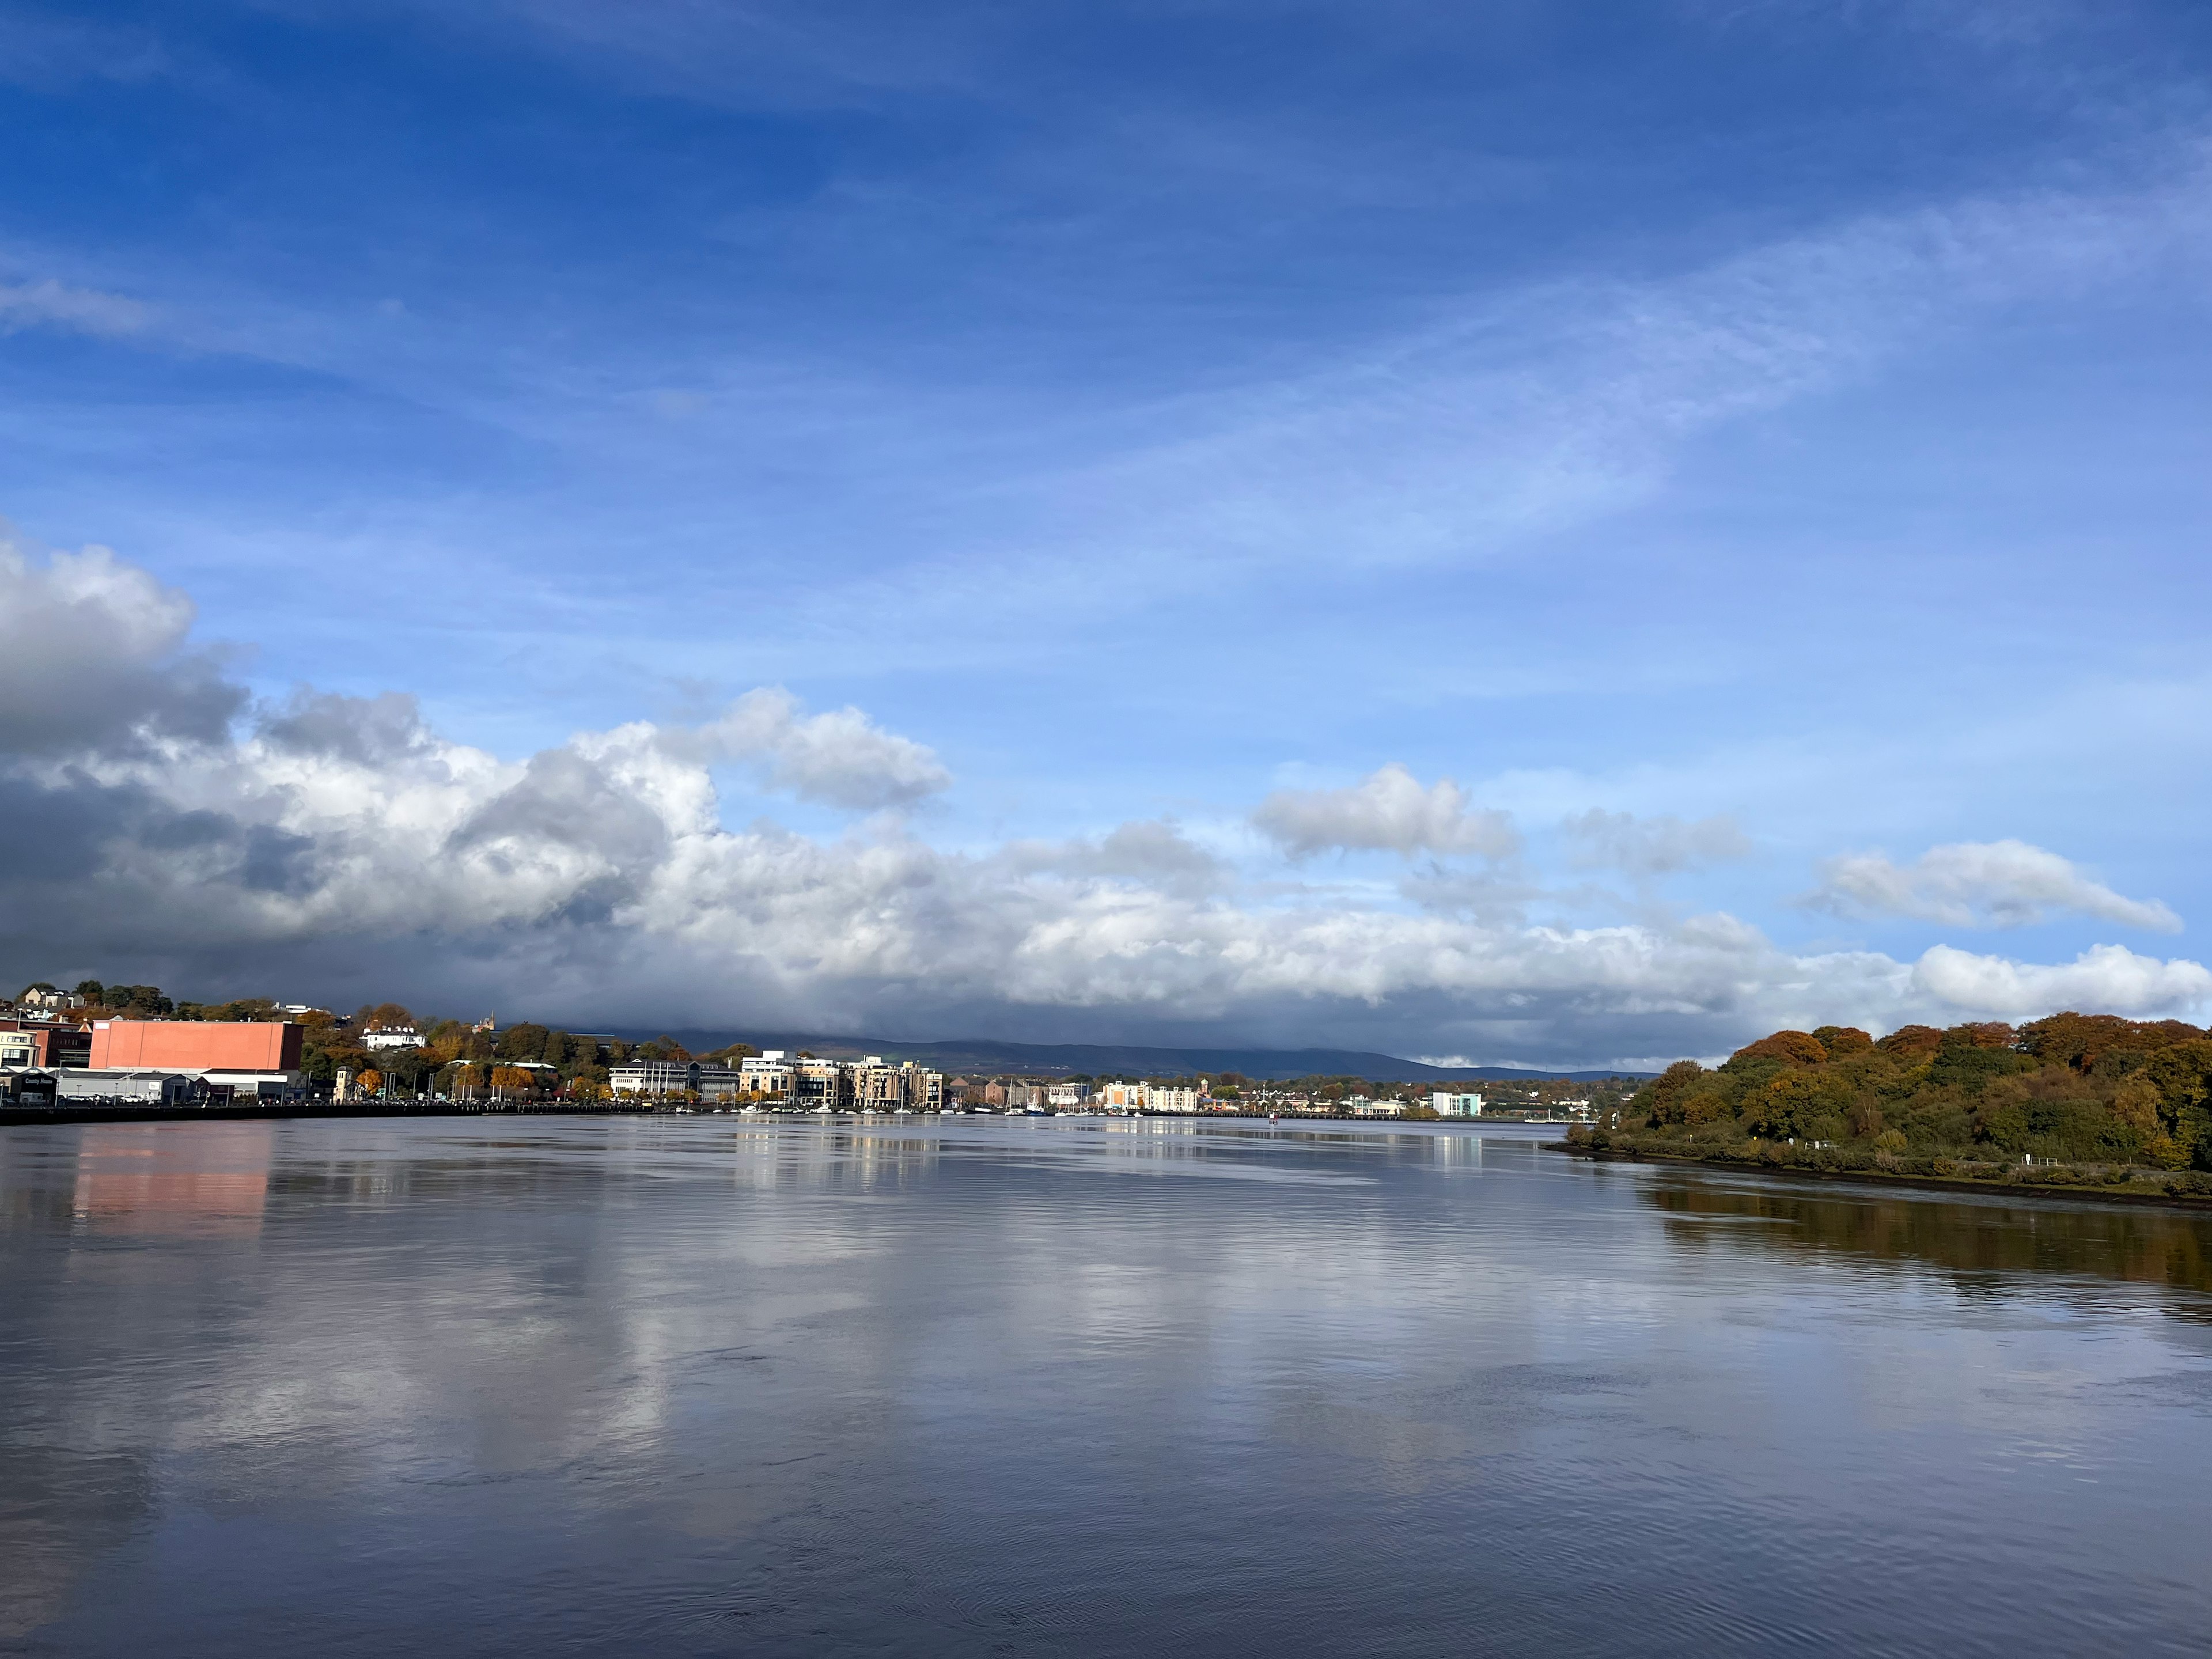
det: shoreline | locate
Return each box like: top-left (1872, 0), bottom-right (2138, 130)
top-left (1554, 1141), bottom-right (2212, 1213)
top-left (0, 1103), bottom-right (1564, 1129)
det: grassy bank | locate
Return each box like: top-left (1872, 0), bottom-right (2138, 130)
top-left (1558, 1124), bottom-right (2212, 1210)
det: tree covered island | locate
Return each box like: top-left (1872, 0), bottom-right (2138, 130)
top-left (1573, 1013), bottom-right (2212, 1200)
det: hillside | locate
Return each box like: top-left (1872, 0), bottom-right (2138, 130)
top-left (613, 1031), bottom-right (1647, 1084)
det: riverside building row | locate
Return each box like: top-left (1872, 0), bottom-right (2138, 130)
top-left (954, 1080), bottom-right (1489, 1117)
top-left (607, 1051), bottom-right (947, 1111)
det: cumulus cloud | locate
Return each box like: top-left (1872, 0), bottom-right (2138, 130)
top-left (1912, 944), bottom-right (2212, 1017)
top-left (2, 545), bottom-right (2208, 1065)
top-left (1806, 839), bottom-right (2181, 932)
top-left (1002, 820), bottom-right (1228, 899)
top-left (687, 686), bottom-right (949, 809)
top-left (1562, 809), bottom-right (1753, 874)
top-left (1253, 765), bottom-right (1518, 861)
top-left (0, 532), bottom-right (242, 754)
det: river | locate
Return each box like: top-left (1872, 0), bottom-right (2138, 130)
top-left (3, 1115), bottom-right (2210, 1655)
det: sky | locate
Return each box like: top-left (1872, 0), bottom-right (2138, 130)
top-left (2, 0), bottom-right (2211, 1067)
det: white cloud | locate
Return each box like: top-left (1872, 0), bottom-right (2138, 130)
top-left (3, 547), bottom-right (2207, 1065)
top-left (1001, 820), bottom-right (1228, 898)
top-left (685, 686), bottom-right (950, 809)
top-left (0, 278), bottom-right (150, 338)
top-left (0, 532), bottom-right (240, 753)
top-left (1253, 765), bottom-right (1518, 862)
top-left (1912, 944), bottom-right (2212, 1018)
top-left (1806, 839), bottom-right (2181, 932)
top-left (1562, 809), bottom-right (1752, 874)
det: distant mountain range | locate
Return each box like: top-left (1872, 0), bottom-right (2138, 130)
top-left (609, 1030), bottom-right (1650, 1084)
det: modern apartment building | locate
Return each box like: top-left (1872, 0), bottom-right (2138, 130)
top-left (1430, 1091), bottom-right (1484, 1117)
top-left (793, 1056), bottom-right (848, 1109)
top-left (0, 1020), bottom-right (93, 1069)
top-left (740, 1051), bottom-right (794, 1096)
top-left (1097, 1082), bottom-right (1202, 1113)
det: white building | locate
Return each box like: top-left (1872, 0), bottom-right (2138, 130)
top-left (1047, 1082), bottom-right (1091, 1109)
top-left (610, 1059), bottom-right (700, 1096)
top-left (1346, 1095), bottom-right (1407, 1116)
top-left (1430, 1091), bottom-right (1484, 1117)
top-left (739, 1051), bottom-right (794, 1097)
top-left (363, 1027), bottom-right (422, 1051)
top-left (1097, 1082), bottom-right (1203, 1113)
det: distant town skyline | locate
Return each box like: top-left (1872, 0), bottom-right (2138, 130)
top-left (3, 2), bottom-right (2211, 1066)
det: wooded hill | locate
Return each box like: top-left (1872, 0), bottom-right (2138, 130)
top-left (1603, 1013), bottom-right (2212, 1180)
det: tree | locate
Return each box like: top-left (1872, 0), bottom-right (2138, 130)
top-left (1811, 1026), bottom-right (1874, 1059)
top-left (1732, 1031), bottom-right (1825, 1067)
top-left (358, 1069), bottom-right (385, 1097)
top-left (497, 1022), bottom-right (551, 1061)
top-left (1877, 1025), bottom-right (1944, 1060)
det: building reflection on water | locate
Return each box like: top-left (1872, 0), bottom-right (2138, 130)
top-left (70, 1122), bottom-right (274, 1238)
top-left (729, 1125), bottom-right (941, 1191)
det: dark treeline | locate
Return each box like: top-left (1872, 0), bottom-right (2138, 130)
top-left (1590, 1012), bottom-right (2212, 1190)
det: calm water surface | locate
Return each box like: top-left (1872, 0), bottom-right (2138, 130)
top-left (4, 1115), bottom-right (2212, 1656)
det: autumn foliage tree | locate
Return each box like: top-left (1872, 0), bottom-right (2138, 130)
top-left (1617, 1013), bottom-right (2212, 1173)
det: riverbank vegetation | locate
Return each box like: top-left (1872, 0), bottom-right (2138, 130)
top-left (1574, 1013), bottom-right (2212, 1198)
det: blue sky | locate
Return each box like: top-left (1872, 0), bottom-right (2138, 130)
top-left (2, 0), bottom-right (2210, 1063)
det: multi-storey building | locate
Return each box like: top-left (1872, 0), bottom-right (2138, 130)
top-left (1430, 1091), bottom-right (1484, 1117)
top-left (609, 1059), bottom-right (700, 1096)
top-left (850, 1056), bottom-right (906, 1108)
top-left (0, 1020), bottom-right (95, 1069)
top-left (740, 1051), bottom-right (794, 1097)
top-left (611, 1052), bottom-right (941, 1109)
top-left (793, 1056), bottom-right (849, 1110)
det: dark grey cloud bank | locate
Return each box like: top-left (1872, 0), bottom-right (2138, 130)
top-left (1, 535), bottom-right (2203, 1069)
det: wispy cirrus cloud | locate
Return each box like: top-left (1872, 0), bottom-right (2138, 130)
top-left (0, 277), bottom-right (150, 339)
top-left (1563, 809), bottom-right (1752, 874)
